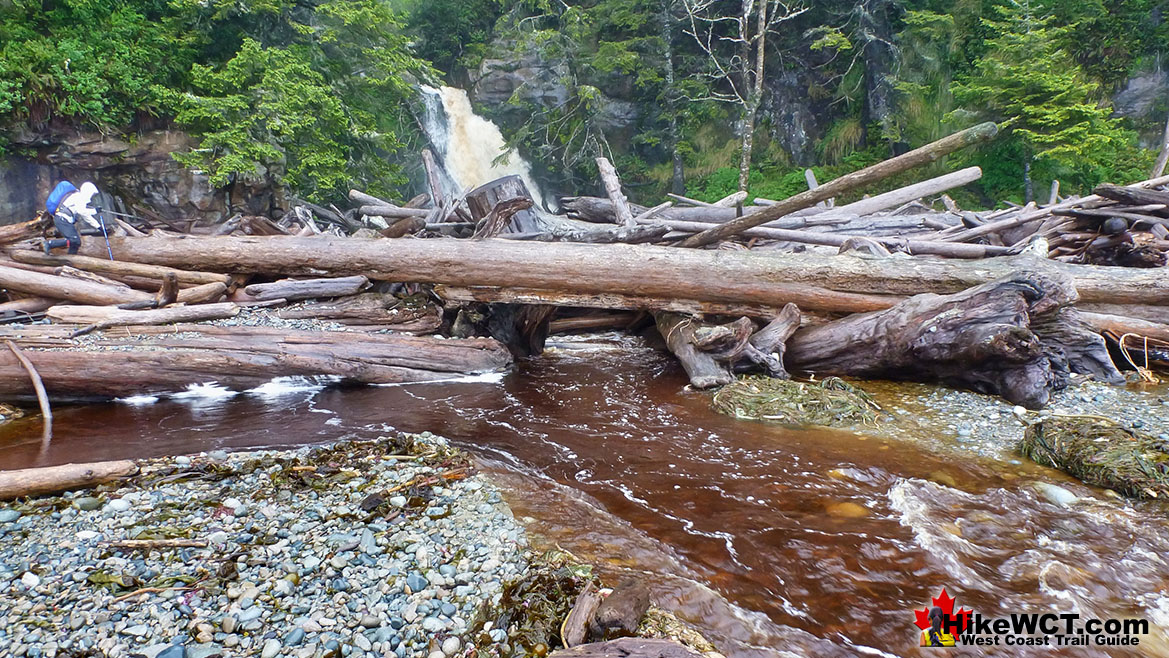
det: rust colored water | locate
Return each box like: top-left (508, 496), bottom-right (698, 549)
top-left (1, 334), bottom-right (1167, 656)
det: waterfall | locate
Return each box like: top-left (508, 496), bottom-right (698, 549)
top-left (419, 86), bottom-right (547, 208)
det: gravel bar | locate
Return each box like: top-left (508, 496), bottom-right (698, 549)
top-left (0, 433), bottom-right (531, 658)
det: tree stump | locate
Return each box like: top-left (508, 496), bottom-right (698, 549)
top-left (466, 175), bottom-right (543, 233)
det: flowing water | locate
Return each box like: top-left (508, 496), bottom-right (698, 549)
top-left (2, 335), bottom-right (1168, 657)
top-left (419, 86), bottom-right (547, 208)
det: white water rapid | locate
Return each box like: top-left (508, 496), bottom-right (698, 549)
top-left (419, 85), bottom-right (547, 208)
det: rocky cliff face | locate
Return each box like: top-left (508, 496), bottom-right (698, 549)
top-left (0, 128), bottom-right (281, 226)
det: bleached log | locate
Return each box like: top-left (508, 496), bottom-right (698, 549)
top-left (0, 460), bottom-right (138, 500)
top-left (0, 265), bottom-right (152, 306)
top-left (244, 276), bottom-right (369, 301)
top-left (47, 302), bottom-right (239, 327)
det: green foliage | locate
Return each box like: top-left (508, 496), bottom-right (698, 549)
top-left (403, 0), bottom-right (505, 73)
top-left (949, 0), bottom-right (1139, 198)
top-left (0, 0), bottom-right (432, 201)
top-left (0, 0), bottom-right (196, 127)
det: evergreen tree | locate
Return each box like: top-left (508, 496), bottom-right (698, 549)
top-left (950, 0), bottom-right (1131, 202)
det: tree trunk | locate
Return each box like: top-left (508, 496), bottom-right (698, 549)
top-left (0, 460), bottom-right (138, 501)
top-left (737, 0), bottom-right (767, 194)
top-left (466, 176), bottom-right (543, 233)
top-left (1023, 146), bottom-right (1034, 205)
top-left (785, 271), bottom-right (1122, 408)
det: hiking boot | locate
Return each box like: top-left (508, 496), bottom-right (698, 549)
top-left (41, 239), bottom-right (51, 255)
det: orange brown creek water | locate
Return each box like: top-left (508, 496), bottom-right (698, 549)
top-left (2, 334), bottom-right (1168, 656)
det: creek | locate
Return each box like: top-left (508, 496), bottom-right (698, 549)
top-left (1, 334), bottom-right (1167, 656)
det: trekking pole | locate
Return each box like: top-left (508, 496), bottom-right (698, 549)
top-left (94, 203), bottom-right (115, 260)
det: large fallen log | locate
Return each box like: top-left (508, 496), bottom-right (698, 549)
top-left (73, 236), bottom-right (1169, 308)
top-left (0, 460), bottom-right (138, 500)
top-left (0, 264), bottom-right (152, 306)
top-left (0, 326), bottom-right (512, 400)
top-left (785, 272), bottom-right (1122, 408)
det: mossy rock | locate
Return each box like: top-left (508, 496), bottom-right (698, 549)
top-left (1020, 416), bottom-right (1169, 499)
top-left (711, 376), bottom-right (879, 428)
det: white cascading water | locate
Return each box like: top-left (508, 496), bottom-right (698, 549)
top-left (419, 85), bottom-right (547, 208)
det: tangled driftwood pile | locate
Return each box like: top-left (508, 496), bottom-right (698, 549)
top-left (0, 123), bottom-right (1166, 413)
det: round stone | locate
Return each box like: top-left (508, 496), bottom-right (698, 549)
top-left (0, 510), bottom-right (21, 523)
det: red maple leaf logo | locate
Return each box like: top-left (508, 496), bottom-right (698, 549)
top-left (914, 588), bottom-right (972, 633)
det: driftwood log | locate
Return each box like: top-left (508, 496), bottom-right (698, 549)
top-left (655, 305), bottom-right (802, 388)
top-left (0, 264), bottom-right (152, 306)
top-left (678, 123), bottom-right (998, 246)
top-left (278, 293), bottom-right (442, 332)
top-left (655, 313), bottom-right (735, 389)
top-left (8, 251), bottom-right (232, 286)
top-left (244, 276), bottom-right (370, 302)
top-left (0, 460), bottom-right (138, 500)
top-left (0, 325), bottom-right (512, 400)
top-left (786, 271), bottom-right (1123, 408)
top-left (46, 302), bottom-right (240, 328)
top-left (71, 237), bottom-right (1169, 308)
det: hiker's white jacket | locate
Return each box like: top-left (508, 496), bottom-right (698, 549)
top-left (59, 182), bottom-right (100, 229)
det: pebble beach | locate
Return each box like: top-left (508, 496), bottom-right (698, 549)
top-left (0, 433), bottom-right (533, 658)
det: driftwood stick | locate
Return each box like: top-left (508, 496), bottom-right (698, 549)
top-left (0, 460), bottom-right (138, 500)
top-left (562, 582), bottom-right (602, 648)
top-left (101, 539), bottom-right (210, 550)
top-left (349, 189), bottom-right (395, 208)
top-left (359, 205), bottom-right (430, 219)
top-left (6, 340), bottom-right (51, 442)
top-left (632, 202), bottom-right (673, 222)
top-left (677, 123), bottom-right (999, 246)
top-left (596, 157), bottom-right (635, 228)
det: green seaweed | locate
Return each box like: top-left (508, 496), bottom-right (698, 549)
top-left (1020, 416), bottom-right (1169, 499)
top-left (712, 376), bottom-right (880, 427)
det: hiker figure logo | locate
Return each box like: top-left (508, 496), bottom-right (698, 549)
top-left (915, 588), bottom-right (971, 647)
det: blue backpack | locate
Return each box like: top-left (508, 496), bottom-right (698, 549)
top-left (46, 181), bottom-right (78, 214)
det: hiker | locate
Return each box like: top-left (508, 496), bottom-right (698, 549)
top-left (920, 606), bottom-right (957, 647)
top-left (44, 180), bottom-right (100, 255)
